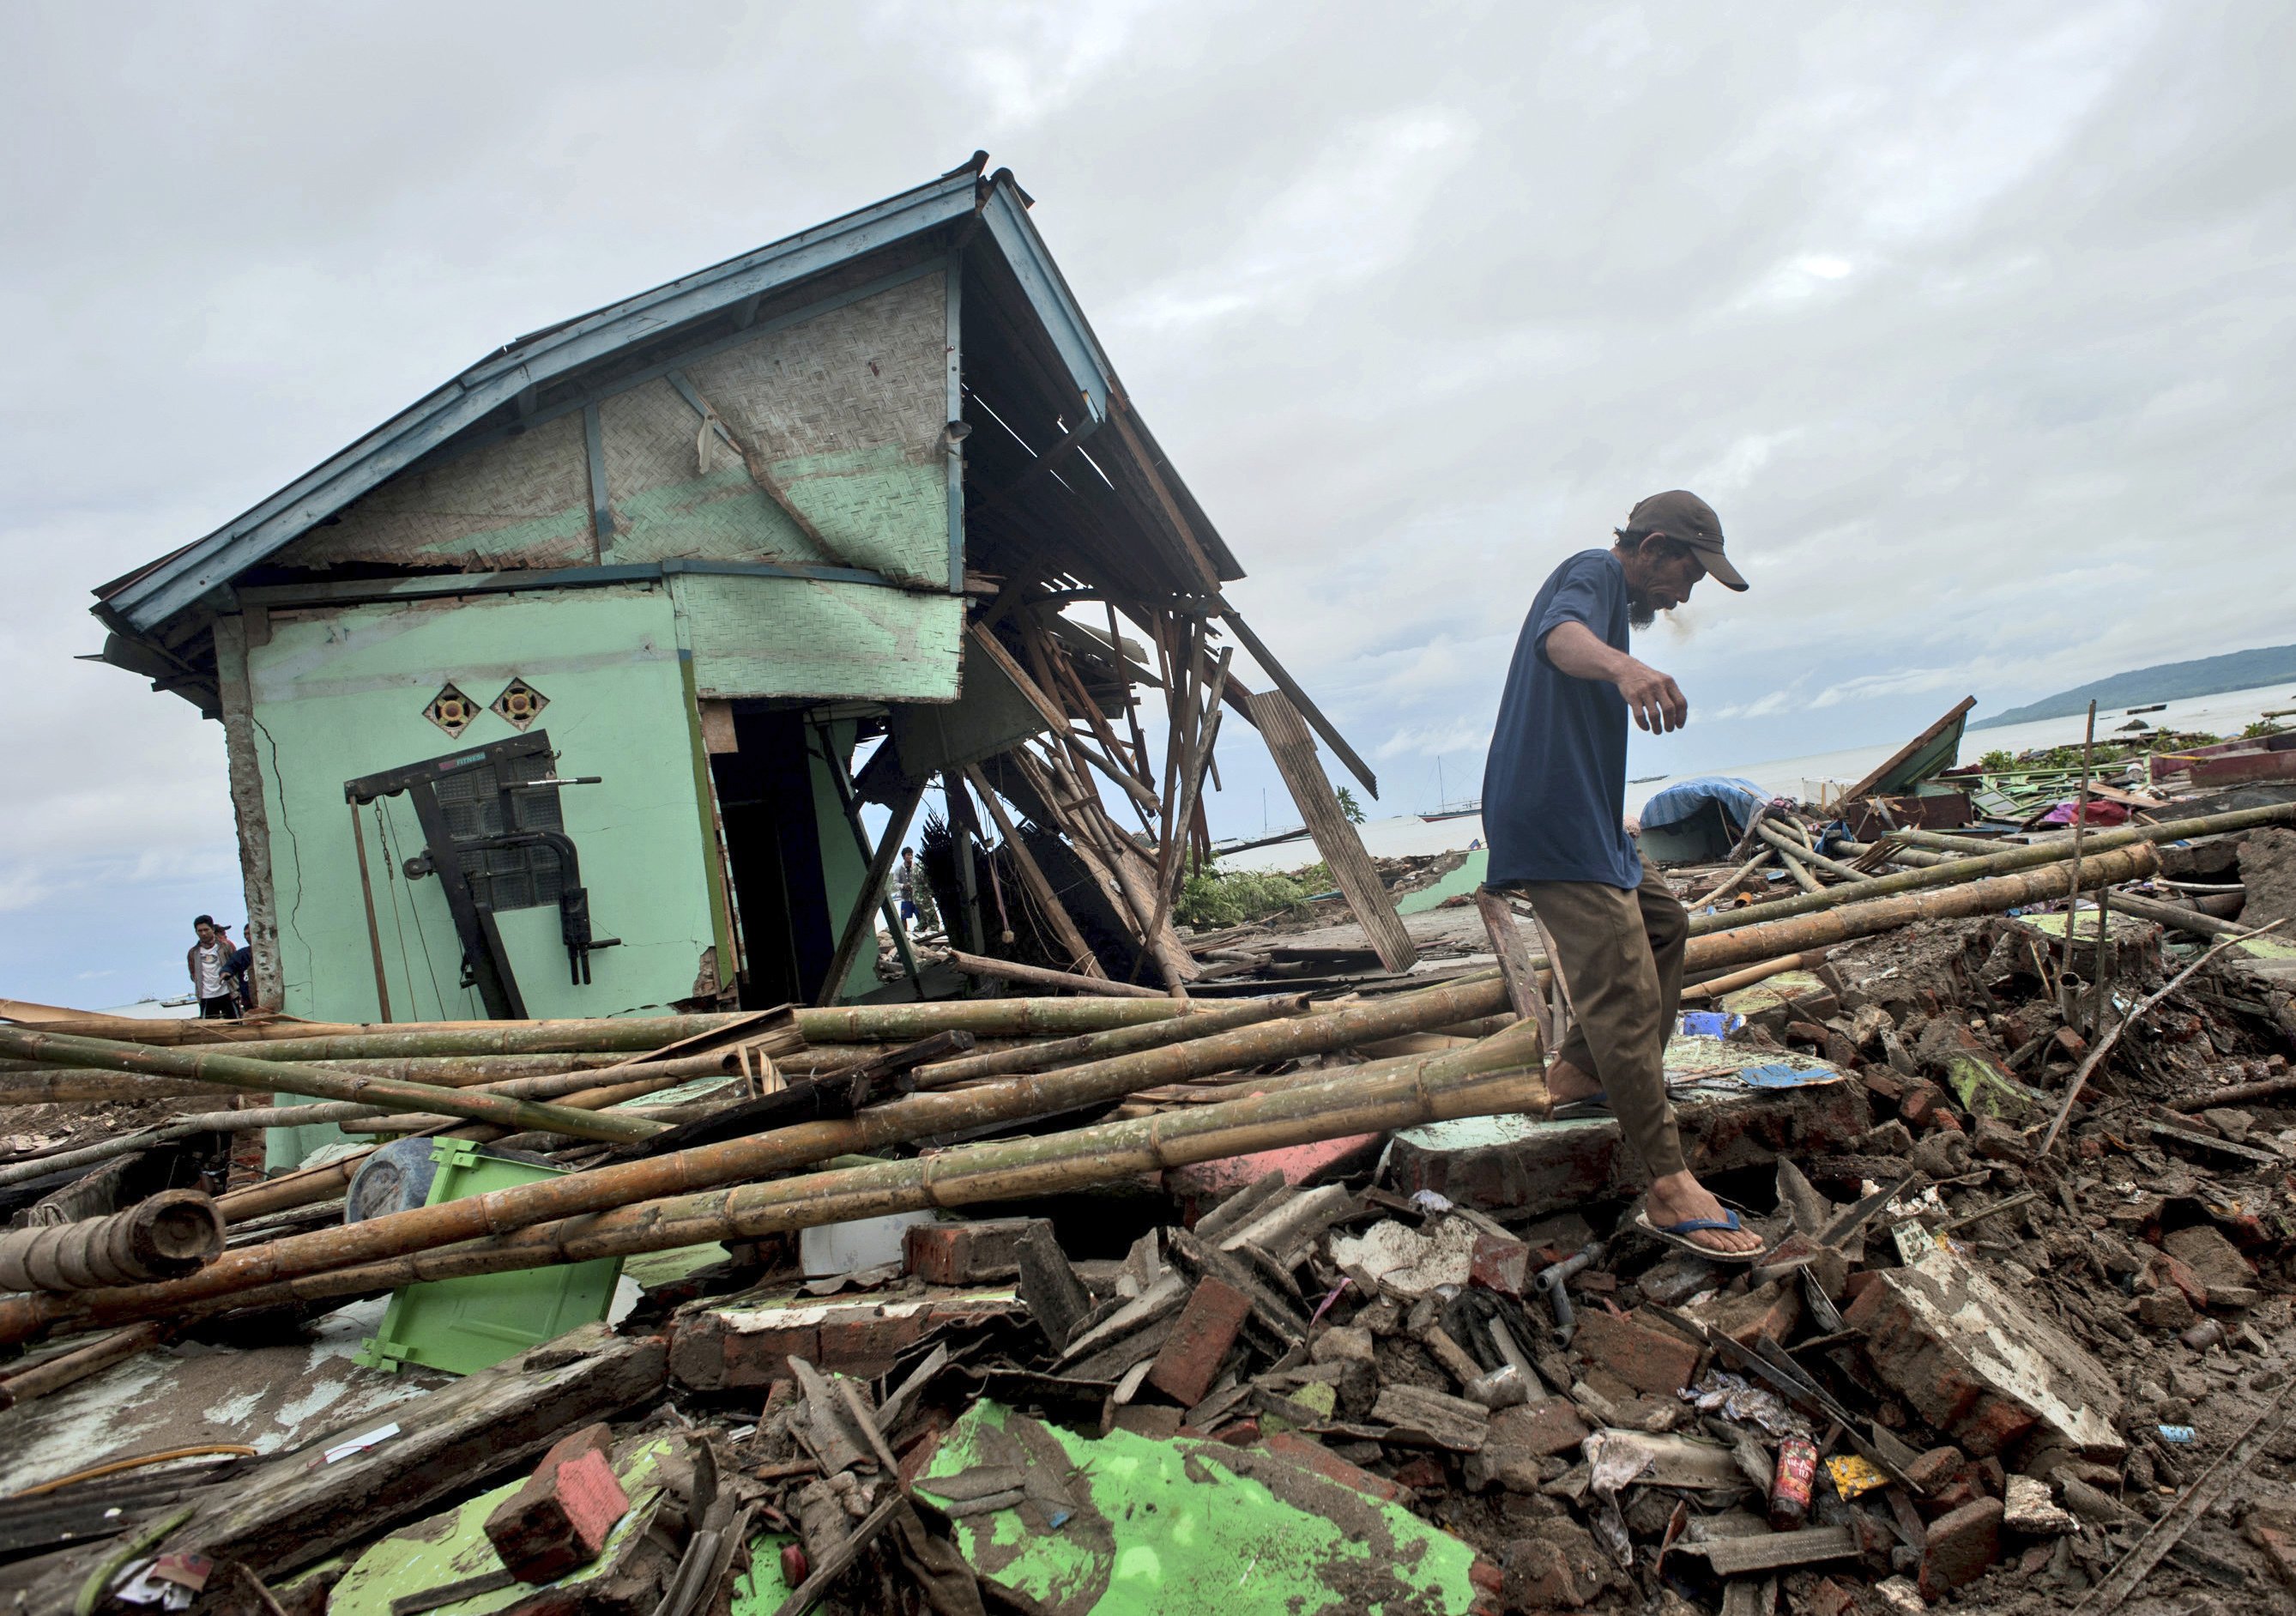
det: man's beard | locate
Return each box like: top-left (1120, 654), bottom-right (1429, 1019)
top-left (1627, 597), bottom-right (1659, 630)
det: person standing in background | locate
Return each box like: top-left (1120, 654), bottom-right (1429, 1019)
top-left (187, 915), bottom-right (239, 1019)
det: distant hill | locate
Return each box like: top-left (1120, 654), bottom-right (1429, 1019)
top-left (1973, 644), bottom-right (2296, 729)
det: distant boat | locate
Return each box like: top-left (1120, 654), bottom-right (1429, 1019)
top-left (1630, 772), bottom-right (1668, 784)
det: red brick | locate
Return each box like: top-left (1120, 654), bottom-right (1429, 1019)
top-left (1900, 1082), bottom-right (1952, 1130)
top-left (1490, 1399), bottom-right (1592, 1459)
top-left (485, 1428), bottom-right (631, 1583)
top-left (2149, 1251), bottom-right (2209, 1310)
top-left (668, 1292), bottom-right (1023, 1389)
top-left (1469, 1232), bottom-right (1532, 1297)
top-left (1145, 1276), bottom-right (1253, 1407)
top-left (1903, 1445), bottom-right (1966, 1497)
top-left (1688, 1278), bottom-right (1801, 1347)
top-left (903, 1217), bottom-right (1036, 1286)
top-left (1393, 1456), bottom-right (1447, 1489)
top-left (1920, 1498), bottom-right (2003, 1599)
top-left (2244, 1522), bottom-right (2296, 1588)
top-left (1570, 1308), bottom-right (1701, 1395)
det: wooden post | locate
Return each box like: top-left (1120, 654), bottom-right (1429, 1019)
top-left (347, 802), bottom-right (393, 1023)
top-left (1472, 888), bottom-right (1548, 1049)
top-left (815, 779), bottom-right (927, 1007)
top-left (1248, 688), bottom-right (1418, 972)
top-left (959, 764), bottom-right (1107, 977)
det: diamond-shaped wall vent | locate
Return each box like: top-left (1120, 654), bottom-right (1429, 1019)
top-left (491, 677), bottom-right (549, 731)
top-left (423, 683), bottom-right (479, 738)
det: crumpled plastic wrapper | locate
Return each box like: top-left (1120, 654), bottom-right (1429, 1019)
top-left (1678, 1370), bottom-right (1808, 1437)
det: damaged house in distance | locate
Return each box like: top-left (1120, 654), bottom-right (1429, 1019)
top-left (89, 157), bottom-right (1398, 1025)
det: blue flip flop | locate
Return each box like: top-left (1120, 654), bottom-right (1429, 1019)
top-left (1633, 1207), bottom-right (1764, 1264)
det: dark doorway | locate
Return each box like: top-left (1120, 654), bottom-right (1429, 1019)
top-left (709, 708), bottom-right (839, 1007)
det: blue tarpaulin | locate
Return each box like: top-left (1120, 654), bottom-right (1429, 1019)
top-left (1640, 775), bottom-right (1769, 836)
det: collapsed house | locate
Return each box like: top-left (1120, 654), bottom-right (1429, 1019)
top-left (88, 155), bottom-right (1393, 1031)
top-left (7, 170), bottom-right (2296, 1616)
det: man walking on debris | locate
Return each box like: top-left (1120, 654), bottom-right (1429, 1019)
top-left (1481, 491), bottom-right (1763, 1258)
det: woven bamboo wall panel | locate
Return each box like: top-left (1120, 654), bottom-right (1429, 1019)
top-left (595, 378), bottom-right (819, 566)
top-left (683, 272), bottom-right (949, 586)
top-left (670, 572), bottom-right (964, 703)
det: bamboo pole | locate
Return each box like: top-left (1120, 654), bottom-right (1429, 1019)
top-left (0, 978), bottom-right (1523, 1345)
top-left (2063, 701), bottom-right (2099, 1026)
top-left (0, 1065), bottom-right (707, 1191)
top-left (1684, 802), bottom-right (2293, 938)
top-left (1689, 848), bottom-right (1773, 910)
top-left (941, 950), bottom-right (1170, 999)
top-left (0, 845), bottom-right (2166, 1345)
top-left (0, 1322), bottom-right (168, 1410)
top-left (15, 1027), bottom-right (1549, 1335)
top-left (1679, 950), bottom-right (1834, 1003)
top-left (0, 1028), bottom-right (663, 1144)
top-left (909, 996), bottom-right (1306, 1088)
top-left (129, 1000), bottom-right (1178, 1065)
top-left (1755, 822), bottom-right (1869, 884)
top-left (2106, 889), bottom-right (2252, 941)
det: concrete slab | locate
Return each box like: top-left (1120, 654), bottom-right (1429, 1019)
top-left (1382, 1040), bottom-right (1870, 1214)
top-left (0, 1298), bottom-right (450, 1494)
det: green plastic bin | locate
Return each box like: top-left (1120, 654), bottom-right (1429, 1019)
top-left (355, 1140), bottom-right (624, 1377)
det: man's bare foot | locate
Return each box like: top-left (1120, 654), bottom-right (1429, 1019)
top-left (1646, 1171), bottom-right (1763, 1256)
top-left (1546, 1056), bottom-right (1604, 1106)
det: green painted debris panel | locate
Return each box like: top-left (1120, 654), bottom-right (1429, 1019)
top-left (357, 1141), bottom-right (624, 1377)
top-left (914, 1400), bottom-right (1483, 1616)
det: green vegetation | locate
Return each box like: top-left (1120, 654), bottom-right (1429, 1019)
top-left (1978, 729), bottom-right (2220, 773)
top-left (1335, 785), bottom-right (1366, 825)
top-left (2243, 720), bottom-right (2287, 740)
top-left (1175, 862), bottom-right (1332, 929)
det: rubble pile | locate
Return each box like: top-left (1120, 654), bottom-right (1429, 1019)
top-left (3, 797), bottom-right (2296, 1611)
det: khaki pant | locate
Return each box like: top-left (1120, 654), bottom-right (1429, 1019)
top-left (1514, 861), bottom-right (1689, 1179)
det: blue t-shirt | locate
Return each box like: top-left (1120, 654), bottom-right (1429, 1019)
top-left (1481, 549), bottom-right (1642, 889)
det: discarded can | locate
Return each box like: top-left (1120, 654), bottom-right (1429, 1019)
top-left (2157, 1425), bottom-right (2196, 1444)
top-left (1770, 1434), bottom-right (1819, 1529)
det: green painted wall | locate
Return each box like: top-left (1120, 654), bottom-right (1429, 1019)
top-left (241, 584), bottom-right (722, 1023)
top-left (670, 572), bottom-right (964, 703)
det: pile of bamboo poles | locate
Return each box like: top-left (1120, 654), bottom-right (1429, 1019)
top-left (4, 805), bottom-right (2287, 1407)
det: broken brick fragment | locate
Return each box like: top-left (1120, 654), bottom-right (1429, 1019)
top-left (1902, 1445), bottom-right (1966, 1497)
top-left (1919, 1497), bottom-right (2003, 1599)
top-left (901, 1216), bottom-right (1035, 1286)
top-left (1468, 1232), bottom-right (1532, 1297)
top-left (1145, 1275), bottom-right (1253, 1407)
top-left (483, 1425), bottom-right (630, 1583)
top-left (1570, 1307), bottom-right (1701, 1396)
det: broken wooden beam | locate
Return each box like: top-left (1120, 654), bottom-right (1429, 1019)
top-left (1248, 687), bottom-right (1417, 973)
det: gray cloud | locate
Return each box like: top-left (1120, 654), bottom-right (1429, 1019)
top-left (3, 0), bottom-right (2291, 1002)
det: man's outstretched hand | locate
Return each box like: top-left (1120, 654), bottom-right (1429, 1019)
top-left (1614, 659), bottom-right (1688, 734)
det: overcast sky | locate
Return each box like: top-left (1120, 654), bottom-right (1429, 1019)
top-left (4, 1), bottom-right (2292, 1007)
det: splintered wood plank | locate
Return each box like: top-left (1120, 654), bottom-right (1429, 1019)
top-left (1248, 690), bottom-right (1417, 973)
top-left (1472, 888), bottom-right (1550, 1050)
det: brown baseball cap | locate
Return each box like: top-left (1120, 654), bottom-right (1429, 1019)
top-left (1626, 490), bottom-right (1747, 591)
